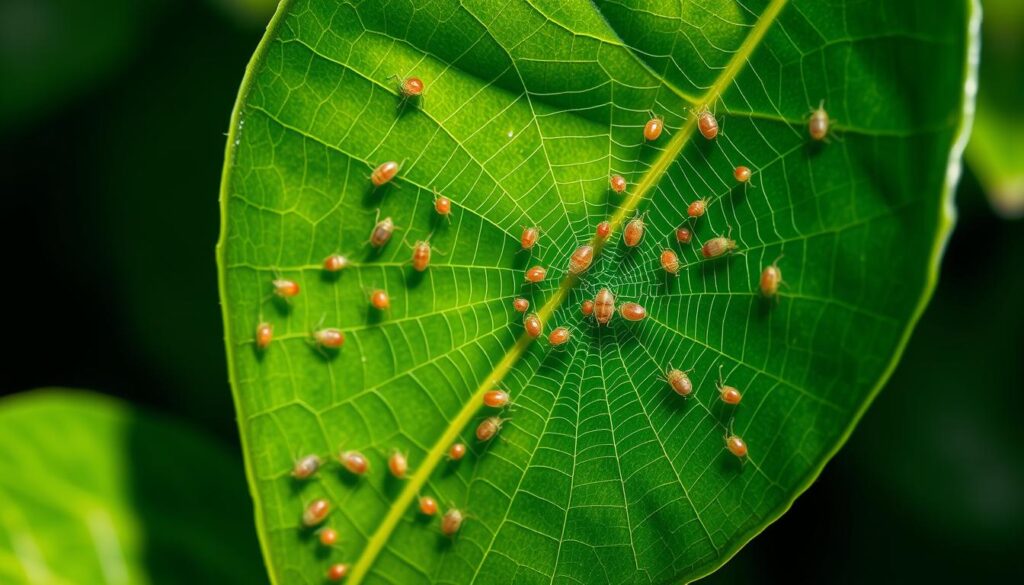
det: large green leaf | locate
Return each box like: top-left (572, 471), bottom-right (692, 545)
top-left (0, 390), bottom-right (265, 585)
top-left (218, 1), bottom-right (977, 582)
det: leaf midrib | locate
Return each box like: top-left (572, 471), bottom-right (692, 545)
top-left (345, 0), bottom-right (790, 582)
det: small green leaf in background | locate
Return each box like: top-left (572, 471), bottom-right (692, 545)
top-left (219, 0), bottom-right (977, 583)
top-left (967, 0), bottom-right (1024, 218)
top-left (0, 390), bottom-right (265, 585)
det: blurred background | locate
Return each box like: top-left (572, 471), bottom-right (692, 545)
top-left (0, 0), bottom-right (1020, 583)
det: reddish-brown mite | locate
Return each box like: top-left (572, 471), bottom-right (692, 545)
top-left (302, 499), bottom-right (330, 527)
top-left (339, 450), bottom-right (369, 475)
top-left (596, 220), bottom-right (611, 240)
top-left (619, 302), bottom-right (647, 322)
top-left (549, 326), bottom-right (570, 346)
top-left (568, 245), bottom-right (594, 275)
top-left (676, 226), bottom-right (692, 244)
top-left (594, 288), bottom-right (615, 325)
top-left (434, 194), bottom-right (451, 216)
top-left (719, 381), bottom-right (743, 405)
top-left (255, 322), bottom-right (273, 350)
top-left (319, 527), bottom-right (338, 547)
top-left (419, 496), bottom-right (438, 516)
top-left (400, 76), bottom-right (424, 98)
top-left (292, 454), bottom-right (322, 480)
top-left (388, 451), bottom-right (408, 478)
top-left (760, 258), bottom-right (783, 297)
top-left (314, 328), bottom-right (345, 350)
top-left (370, 216), bottom-right (395, 248)
top-left (581, 299), bottom-right (595, 316)
top-left (521, 226), bottom-right (539, 250)
top-left (525, 266), bottom-right (547, 283)
top-left (624, 214), bottom-right (645, 247)
top-left (513, 297), bottom-right (529, 313)
top-left (697, 107), bottom-right (718, 140)
top-left (809, 101), bottom-right (829, 141)
top-left (327, 563), bottom-right (349, 581)
top-left (734, 166), bottom-right (752, 183)
top-left (323, 254), bottom-right (349, 272)
top-left (272, 278), bottom-right (300, 298)
top-left (448, 442), bottom-right (467, 461)
top-left (687, 198), bottom-right (709, 219)
top-left (411, 240), bottom-right (432, 272)
top-left (370, 289), bottom-right (390, 310)
top-left (666, 368), bottom-right (692, 398)
top-left (644, 115), bottom-right (664, 141)
top-left (660, 249), bottom-right (680, 275)
top-left (610, 174), bottom-right (627, 193)
top-left (476, 416), bottom-right (504, 442)
top-left (441, 508), bottom-right (464, 537)
top-left (524, 313), bottom-right (543, 337)
top-left (371, 161), bottom-right (400, 187)
top-left (725, 434), bottom-right (748, 458)
top-left (483, 390), bottom-right (509, 409)
top-left (702, 234), bottom-right (738, 259)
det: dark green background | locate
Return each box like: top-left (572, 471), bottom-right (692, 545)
top-left (1, 0), bottom-right (1020, 583)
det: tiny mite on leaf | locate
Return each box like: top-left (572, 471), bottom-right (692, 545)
top-left (476, 416), bottom-right (504, 442)
top-left (676, 226), bottom-right (692, 244)
top-left (370, 161), bottom-right (400, 187)
top-left (441, 508), bottom-right (464, 537)
top-left (549, 326), bottom-right (570, 346)
top-left (400, 76), bottom-right (424, 98)
top-left (524, 313), bottom-right (543, 338)
top-left (370, 289), bottom-right (390, 310)
top-left (483, 390), bottom-right (509, 409)
top-left (687, 199), bottom-right (708, 219)
top-left (624, 215), bottom-right (645, 247)
top-left (660, 249), bottom-right (680, 275)
top-left (581, 299), bottom-right (594, 316)
top-left (697, 107), bottom-right (718, 140)
top-left (512, 297), bottom-right (529, 312)
top-left (760, 258), bottom-right (783, 297)
top-left (370, 216), bottom-right (395, 248)
top-left (718, 365), bottom-right (743, 405)
top-left (327, 563), bottom-right (349, 581)
top-left (339, 450), bottom-right (369, 475)
top-left (388, 451), bottom-right (408, 478)
top-left (666, 368), bottom-right (692, 398)
top-left (323, 254), bottom-right (349, 272)
top-left (448, 442), bottom-right (467, 461)
top-left (644, 116), bottom-right (664, 141)
top-left (314, 328), bottom-right (345, 349)
top-left (255, 322), bottom-right (273, 350)
top-left (319, 527), bottom-right (338, 547)
top-left (702, 235), bottom-right (738, 259)
top-left (734, 166), bottom-right (752, 183)
top-left (419, 496), bottom-right (438, 516)
top-left (568, 245), bottom-right (594, 275)
top-left (292, 454), bottom-right (322, 480)
top-left (272, 279), bottom-right (300, 298)
top-left (434, 194), bottom-right (451, 216)
top-left (809, 101), bottom-right (829, 141)
top-left (594, 288), bottom-right (615, 325)
top-left (302, 499), bottom-right (330, 527)
top-left (525, 266), bottom-right (547, 283)
top-left (411, 241), bottom-right (432, 272)
top-left (619, 302), bottom-right (646, 322)
top-left (725, 434), bottom-right (748, 458)
top-left (610, 174), bottom-right (627, 193)
top-left (521, 226), bottom-right (539, 250)
top-left (596, 220), bottom-right (611, 240)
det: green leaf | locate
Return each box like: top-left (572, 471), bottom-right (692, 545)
top-left (217, 1), bottom-right (977, 583)
top-left (0, 390), bottom-right (265, 585)
top-left (966, 0), bottom-right (1024, 218)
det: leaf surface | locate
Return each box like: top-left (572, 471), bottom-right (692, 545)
top-left (218, 1), bottom-right (977, 582)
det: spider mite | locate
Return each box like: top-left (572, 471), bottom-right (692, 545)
top-left (525, 265), bottom-right (547, 283)
top-left (398, 76), bottom-right (424, 99)
top-left (524, 313), bottom-right (543, 338)
top-left (291, 454), bottom-right (322, 480)
top-left (434, 192), bottom-right (452, 217)
top-left (760, 256), bottom-right (784, 298)
top-left (734, 165), bottom-right (752, 183)
top-left (339, 450), bottom-right (369, 475)
top-left (513, 297), bottom-right (529, 312)
top-left (581, 299), bottom-right (595, 316)
top-left (619, 302), bottom-right (647, 322)
top-left (411, 239), bottom-right (433, 272)
top-left (549, 326), bottom-right (571, 346)
top-left (419, 496), bottom-right (438, 516)
top-left (441, 508), bottom-right (464, 537)
top-left (521, 226), bottom-right (539, 251)
top-left (388, 450), bottom-right (408, 478)
top-left (809, 100), bottom-right (829, 141)
top-left (302, 498), bottom-right (330, 527)
top-left (644, 115), bottom-right (664, 141)
top-left (596, 220), bottom-right (611, 240)
top-left (370, 289), bottom-right (390, 310)
top-left (255, 322), bottom-right (273, 350)
top-left (701, 233), bottom-right (738, 259)
top-left (676, 226), bottom-right (692, 244)
top-left (624, 213), bottom-right (646, 247)
top-left (272, 278), bottom-right (300, 299)
top-left (327, 563), bottom-right (349, 581)
top-left (666, 368), bottom-right (692, 398)
top-left (319, 527), bottom-right (339, 547)
top-left (323, 254), bottom-right (349, 272)
top-left (476, 416), bottom-right (505, 442)
top-left (568, 245), bottom-right (594, 275)
top-left (610, 174), bottom-right (627, 194)
top-left (660, 249), bottom-right (680, 275)
top-left (314, 328), bottom-right (345, 350)
top-left (448, 442), bottom-right (467, 461)
top-left (594, 288), bottom-right (615, 325)
top-left (697, 106), bottom-right (718, 140)
top-left (725, 429), bottom-right (748, 459)
top-left (483, 389), bottom-right (509, 409)
top-left (717, 365), bottom-right (743, 405)
top-left (370, 214), bottom-right (396, 248)
top-left (687, 198), bottom-right (709, 219)
top-left (370, 160), bottom-right (400, 187)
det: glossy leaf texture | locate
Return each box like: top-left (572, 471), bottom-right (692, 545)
top-left (0, 390), bottom-right (265, 584)
top-left (218, 1), bottom-right (976, 583)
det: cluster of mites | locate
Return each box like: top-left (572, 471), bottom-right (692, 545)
top-left (250, 76), bottom-right (833, 581)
